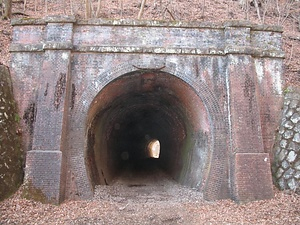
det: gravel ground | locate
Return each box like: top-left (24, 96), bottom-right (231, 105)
top-left (1, 168), bottom-right (300, 225)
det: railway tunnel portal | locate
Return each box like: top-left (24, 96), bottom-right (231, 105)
top-left (10, 16), bottom-right (284, 204)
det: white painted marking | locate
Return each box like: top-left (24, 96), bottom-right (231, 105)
top-left (255, 60), bottom-right (264, 84)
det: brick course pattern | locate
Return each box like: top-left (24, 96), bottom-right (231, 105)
top-left (234, 153), bottom-right (274, 201)
top-left (10, 16), bottom-right (284, 203)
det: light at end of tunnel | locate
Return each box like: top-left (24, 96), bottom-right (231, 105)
top-left (147, 139), bottom-right (160, 159)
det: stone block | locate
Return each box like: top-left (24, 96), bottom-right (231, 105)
top-left (283, 120), bottom-right (294, 129)
top-left (284, 130), bottom-right (294, 139)
top-left (291, 113), bottom-right (300, 124)
top-left (293, 133), bottom-right (300, 143)
top-left (287, 151), bottom-right (297, 163)
top-left (24, 150), bottom-right (62, 204)
top-left (290, 99), bottom-right (298, 109)
top-left (276, 168), bottom-right (284, 178)
top-left (284, 168), bottom-right (295, 179)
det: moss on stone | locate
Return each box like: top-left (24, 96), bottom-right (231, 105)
top-left (21, 180), bottom-right (49, 204)
top-left (0, 65), bottom-right (24, 201)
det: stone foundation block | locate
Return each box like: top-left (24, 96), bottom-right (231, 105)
top-left (24, 150), bottom-right (62, 204)
top-left (234, 153), bottom-right (274, 202)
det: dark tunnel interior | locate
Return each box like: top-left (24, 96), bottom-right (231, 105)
top-left (86, 71), bottom-right (211, 190)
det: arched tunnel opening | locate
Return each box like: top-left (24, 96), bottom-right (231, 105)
top-left (86, 71), bottom-right (212, 191)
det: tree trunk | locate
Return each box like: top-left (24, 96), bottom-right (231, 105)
top-left (3, 0), bottom-right (12, 19)
top-left (85, 0), bottom-right (91, 19)
top-left (253, 0), bottom-right (262, 23)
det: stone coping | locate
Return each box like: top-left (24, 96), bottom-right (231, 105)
top-left (9, 44), bottom-right (285, 58)
top-left (11, 16), bottom-right (283, 32)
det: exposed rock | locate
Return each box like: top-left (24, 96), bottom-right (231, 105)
top-left (294, 123), bottom-right (300, 133)
top-left (282, 160), bottom-right (290, 169)
top-left (273, 89), bottom-right (300, 194)
top-left (275, 146), bottom-right (281, 155)
top-left (291, 113), bottom-right (300, 124)
top-left (283, 168), bottom-right (295, 179)
top-left (282, 106), bottom-right (289, 115)
top-left (288, 142), bottom-right (299, 152)
top-left (284, 130), bottom-right (294, 139)
top-left (276, 168), bottom-right (284, 178)
top-left (286, 109), bottom-right (294, 118)
top-left (280, 139), bottom-right (288, 148)
top-left (287, 151), bottom-right (297, 163)
top-left (283, 120), bottom-right (294, 129)
top-left (278, 178), bottom-right (286, 189)
top-left (295, 171), bottom-right (300, 179)
top-left (279, 126), bottom-right (285, 135)
top-left (295, 160), bottom-right (300, 170)
top-left (287, 178), bottom-right (298, 191)
top-left (278, 149), bottom-right (287, 161)
top-left (290, 99), bottom-right (298, 109)
top-left (293, 133), bottom-right (300, 143)
top-left (284, 100), bottom-right (291, 106)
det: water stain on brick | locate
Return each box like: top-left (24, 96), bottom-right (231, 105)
top-left (243, 74), bottom-right (255, 99)
top-left (71, 83), bottom-right (76, 110)
top-left (54, 73), bottom-right (66, 110)
top-left (243, 74), bottom-right (256, 113)
top-left (23, 102), bottom-right (36, 135)
top-left (44, 83), bottom-right (49, 96)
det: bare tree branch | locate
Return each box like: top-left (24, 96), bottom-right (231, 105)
top-left (201, 0), bottom-right (206, 19)
top-left (138, 0), bottom-right (146, 19)
top-left (70, 0), bottom-right (73, 15)
top-left (96, 0), bottom-right (101, 18)
top-left (45, 0), bottom-right (48, 14)
top-left (166, 7), bottom-right (175, 20)
top-left (262, 0), bottom-right (272, 24)
top-left (276, 0), bottom-right (294, 25)
top-left (120, 0), bottom-right (123, 17)
top-left (253, 0), bottom-right (262, 23)
top-left (287, 41), bottom-right (294, 66)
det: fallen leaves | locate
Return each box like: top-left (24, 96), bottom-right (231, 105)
top-left (1, 182), bottom-right (300, 224)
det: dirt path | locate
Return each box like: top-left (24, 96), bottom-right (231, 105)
top-left (1, 165), bottom-right (300, 224)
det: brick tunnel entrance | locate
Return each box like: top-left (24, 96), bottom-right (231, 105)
top-left (11, 18), bottom-right (283, 203)
top-left (86, 71), bottom-right (211, 191)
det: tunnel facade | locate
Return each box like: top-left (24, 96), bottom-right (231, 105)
top-left (10, 16), bottom-right (284, 204)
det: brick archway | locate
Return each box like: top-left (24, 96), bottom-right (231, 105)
top-left (78, 58), bottom-right (229, 200)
